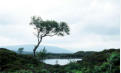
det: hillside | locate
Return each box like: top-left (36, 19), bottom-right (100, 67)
top-left (0, 48), bottom-right (120, 73)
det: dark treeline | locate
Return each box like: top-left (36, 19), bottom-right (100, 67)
top-left (45, 51), bottom-right (96, 59)
top-left (46, 53), bottom-right (76, 59)
top-left (44, 49), bottom-right (119, 59)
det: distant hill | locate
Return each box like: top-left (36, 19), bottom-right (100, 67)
top-left (0, 44), bottom-right (73, 54)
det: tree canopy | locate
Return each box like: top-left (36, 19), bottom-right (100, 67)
top-left (30, 16), bottom-right (70, 38)
top-left (30, 16), bottom-right (70, 56)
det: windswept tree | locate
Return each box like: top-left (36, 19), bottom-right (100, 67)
top-left (30, 16), bottom-right (70, 56)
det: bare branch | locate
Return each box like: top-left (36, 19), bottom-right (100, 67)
top-left (42, 33), bottom-right (57, 37)
top-left (46, 34), bottom-right (57, 37)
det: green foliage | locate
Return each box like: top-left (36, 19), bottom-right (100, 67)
top-left (0, 48), bottom-right (40, 72)
top-left (0, 48), bottom-right (120, 73)
top-left (71, 70), bottom-right (82, 73)
top-left (40, 69), bottom-right (50, 73)
top-left (18, 48), bottom-right (24, 54)
top-left (30, 16), bottom-right (70, 36)
top-left (92, 52), bottom-right (120, 73)
top-left (67, 61), bottom-right (80, 70)
top-left (37, 47), bottom-right (47, 61)
top-left (13, 70), bottom-right (33, 73)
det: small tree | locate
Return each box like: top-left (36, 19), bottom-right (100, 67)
top-left (37, 47), bottom-right (47, 61)
top-left (18, 48), bottom-right (24, 54)
top-left (30, 16), bottom-right (70, 56)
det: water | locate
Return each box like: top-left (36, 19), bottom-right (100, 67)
top-left (42, 59), bottom-right (82, 65)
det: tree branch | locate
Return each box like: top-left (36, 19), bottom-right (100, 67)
top-left (45, 34), bottom-right (57, 37)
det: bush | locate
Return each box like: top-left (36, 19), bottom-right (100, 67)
top-left (0, 48), bottom-right (40, 72)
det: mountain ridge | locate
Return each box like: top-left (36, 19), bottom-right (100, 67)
top-left (0, 44), bottom-right (73, 53)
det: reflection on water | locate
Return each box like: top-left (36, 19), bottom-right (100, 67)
top-left (42, 59), bottom-right (82, 65)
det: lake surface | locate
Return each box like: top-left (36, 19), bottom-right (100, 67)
top-left (42, 59), bottom-right (82, 65)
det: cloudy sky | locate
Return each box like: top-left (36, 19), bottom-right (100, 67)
top-left (0, 0), bottom-right (120, 51)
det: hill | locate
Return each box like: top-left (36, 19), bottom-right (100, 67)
top-left (0, 48), bottom-right (40, 71)
top-left (1, 44), bottom-right (73, 53)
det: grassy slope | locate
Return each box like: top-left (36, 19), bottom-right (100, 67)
top-left (0, 48), bottom-right (120, 73)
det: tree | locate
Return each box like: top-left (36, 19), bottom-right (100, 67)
top-left (18, 48), bottom-right (24, 54)
top-left (30, 16), bottom-right (70, 56)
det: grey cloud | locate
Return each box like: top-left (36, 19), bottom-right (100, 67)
top-left (85, 25), bottom-right (120, 35)
top-left (83, 14), bottom-right (120, 35)
top-left (0, 0), bottom-right (120, 50)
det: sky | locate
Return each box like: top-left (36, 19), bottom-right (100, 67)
top-left (0, 0), bottom-right (120, 51)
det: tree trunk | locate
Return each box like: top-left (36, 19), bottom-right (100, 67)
top-left (33, 39), bottom-right (42, 56)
